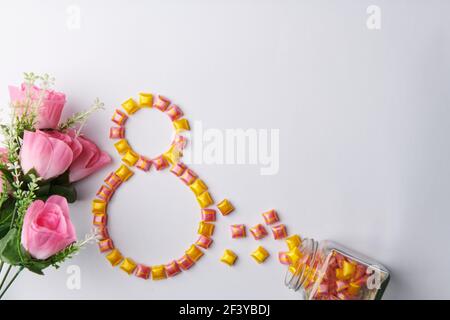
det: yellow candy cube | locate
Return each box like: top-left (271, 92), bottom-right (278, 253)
top-left (92, 199), bottom-right (107, 214)
top-left (285, 234), bottom-right (302, 250)
top-left (115, 164), bottom-right (134, 182)
top-left (220, 249), bottom-right (238, 266)
top-left (347, 282), bottom-right (361, 296)
top-left (122, 149), bottom-right (139, 167)
top-left (151, 265), bottom-right (167, 280)
top-left (173, 118), bottom-right (190, 132)
top-left (163, 145), bottom-right (182, 165)
top-left (288, 265), bottom-right (298, 274)
top-left (190, 179), bottom-right (208, 196)
top-left (138, 92), bottom-right (153, 107)
top-left (106, 249), bottom-right (123, 266)
top-left (114, 139), bottom-right (131, 155)
top-left (185, 244), bottom-right (204, 262)
top-left (120, 258), bottom-right (137, 275)
top-left (217, 199), bottom-right (234, 216)
top-left (251, 246), bottom-right (270, 264)
top-left (336, 268), bottom-right (345, 280)
top-left (122, 98), bottom-right (139, 114)
top-left (198, 221), bottom-right (215, 237)
top-left (342, 261), bottom-right (356, 279)
top-left (197, 191), bottom-right (213, 208)
top-left (286, 247), bottom-right (303, 265)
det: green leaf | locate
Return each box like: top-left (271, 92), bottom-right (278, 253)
top-left (0, 197), bottom-right (15, 239)
top-left (0, 165), bottom-right (13, 185)
top-left (48, 184), bottom-right (77, 203)
top-left (50, 171), bottom-right (70, 186)
top-left (0, 228), bottom-right (21, 265)
top-left (34, 183), bottom-right (51, 198)
top-left (21, 251), bottom-right (50, 275)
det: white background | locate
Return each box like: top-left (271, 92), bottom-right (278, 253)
top-left (1, 0), bottom-right (449, 299)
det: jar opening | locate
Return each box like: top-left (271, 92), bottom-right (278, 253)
top-left (284, 238), bottom-right (319, 293)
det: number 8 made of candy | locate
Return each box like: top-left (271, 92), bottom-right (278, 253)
top-left (92, 93), bottom-right (234, 280)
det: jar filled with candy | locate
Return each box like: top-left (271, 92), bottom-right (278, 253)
top-left (284, 238), bottom-right (390, 300)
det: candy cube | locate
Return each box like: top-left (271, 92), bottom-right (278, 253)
top-left (111, 109), bottom-right (128, 126)
top-left (231, 224), bottom-right (246, 238)
top-left (249, 224), bottom-right (268, 240)
top-left (122, 98), bottom-right (139, 114)
top-left (138, 92), bottom-right (153, 107)
top-left (196, 235), bottom-right (213, 249)
top-left (104, 172), bottom-right (122, 190)
top-left (114, 139), bottom-right (131, 155)
top-left (135, 156), bottom-right (152, 172)
top-left (163, 145), bottom-right (182, 165)
top-left (152, 155), bottom-right (169, 171)
top-left (285, 234), bottom-right (302, 250)
top-left (109, 126), bottom-right (125, 139)
top-left (170, 162), bottom-right (187, 176)
top-left (288, 265), bottom-right (297, 274)
top-left (172, 134), bottom-right (187, 149)
top-left (336, 280), bottom-right (349, 292)
top-left (120, 258), bottom-right (137, 275)
top-left (177, 255), bottom-right (194, 270)
top-left (115, 164), bottom-right (134, 181)
top-left (180, 169), bottom-right (197, 185)
top-left (165, 260), bottom-right (181, 277)
top-left (96, 226), bottom-right (109, 239)
top-left (92, 199), bottom-right (107, 214)
top-left (173, 118), bottom-right (190, 132)
top-left (198, 221), bottom-right (215, 237)
top-left (98, 238), bottom-right (114, 253)
top-left (286, 247), bottom-right (303, 265)
top-left (278, 252), bottom-right (290, 265)
top-left (220, 249), bottom-right (238, 266)
top-left (347, 282), bottom-right (361, 296)
top-left (135, 264), bottom-right (151, 279)
top-left (201, 209), bottom-right (216, 222)
top-left (166, 104), bottom-right (184, 121)
top-left (342, 261), bottom-right (356, 279)
top-left (217, 199), bottom-right (234, 216)
top-left (197, 191), bottom-right (214, 208)
top-left (190, 179), bottom-right (208, 196)
top-left (271, 224), bottom-right (288, 240)
top-left (93, 213), bottom-right (107, 226)
top-left (154, 95), bottom-right (170, 111)
top-left (318, 283), bottom-right (328, 295)
top-left (262, 209), bottom-right (279, 225)
top-left (122, 149), bottom-right (139, 167)
top-left (151, 265), bottom-right (167, 280)
top-left (185, 245), bottom-right (203, 262)
top-left (251, 246), bottom-right (270, 264)
top-left (96, 185), bottom-right (114, 202)
top-left (106, 249), bottom-right (123, 266)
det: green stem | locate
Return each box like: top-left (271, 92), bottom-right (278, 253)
top-left (0, 261), bottom-right (4, 275)
top-left (0, 265), bottom-right (12, 291)
top-left (0, 266), bottom-right (23, 299)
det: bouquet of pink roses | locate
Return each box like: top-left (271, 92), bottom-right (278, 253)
top-left (0, 73), bottom-right (111, 298)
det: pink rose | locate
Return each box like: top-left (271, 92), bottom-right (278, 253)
top-left (9, 83), bottom-right (66, 129)
top-left (44, 129), bottom-right (83, 161)
top-left (20, 130), bottom-right (73, 180)
top-left (21, 195), bottom-right (76, 260)
top-left (69, 135), bottom-right (111, 182)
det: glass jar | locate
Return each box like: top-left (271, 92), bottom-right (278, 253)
top-left (284, 238), bottom-right (390, 300)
